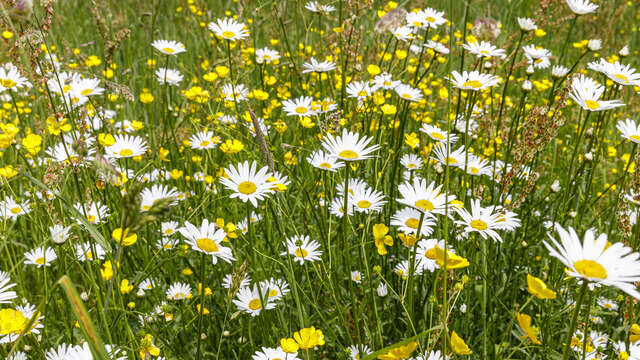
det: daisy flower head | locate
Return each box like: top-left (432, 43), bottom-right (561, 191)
top-left (460, 154), bottom-right (492, 176)
top-left (307, 149), bottom-right (345, 172)
top-left (616, 118), bottom-right (640, 144)
top-left (420, 124), bottom-right (459, 144)
top-left (350, 186), bottom-right (386, 213)
top-left (596, 297), bottom-right (618, 310)
top-left (221, 83), bottom-right (249, 102)
top-left (588, 58), bottom-right (640, 86)
top-left (73, 201), bottom-right (110, 225)
top-left (462, 40), bottom-right (506, 59)
top-left (253, 346), bottom-right (301, 360)
top-left (418, 8), bottom-right (447, 29)
top-left (304, 1), bottom-right (335, 14)
top-left (219, 161), bottom-right (274, 207)
top-left (189, 130), bottom-right (217, 150)
top-left (568, 75), bottom-right (625, 111)
top-left (75, 241), bottom-right (106, 261)
top-left (517, 17), bottom-right (537, 32)
top-left (282, 96), bottom-right (317, 117)
top-left (373, 72), bottom-right (401, 90)
top-left (394, 83), bottom-right (423, 102)
top-left (222, 273), bottom-right (251, 289)
top-left (522, 45), bottom-right (552, 69)
top-left (424, 40), bottom-right (450, 55)
top-left (233, 285), bottom-right (277, 316)
top-left (566, 0), bottom-right (598, 15)
top-left (454, 199), bottom-right (508, 242)
top-left (346, 80), bottom-right (374, 101)
top-left (392, 25), bottom-right (414, 42)
top-left (400, 153), bottom-right (423, 170)
top-left (544, 225), bottom-right (640, 298)
top-left (0, 64), bottom-right (29, 92)
top-left (259, 278), bottom-right (290, 301)
top-left (391, 207), bottom-right (436, 236)
top-left (24, 246), bottom-right (57, 267)
top-left (140, 184), bottom-right (181, 211)
top-left (151, 40), bottom-right (186, 55)
top-left (208, 18), bottom-right (249, 41)
top-left (321, 129), bottom-right (380, 161)
top-left (347, 345), bottom-right (373, 360)
top-left (166, 282), bottom-right (192, 301)
top-left (415, 238), bottom-right (448, 272)
top-left (330, 197), bottom-right (355, 218)
top-left (302, 57), bottom-right (337, 73)
top-left (255, 48), bottom-right (280, 64)
top-left (178, 219), bottom-right (233, 264)
top-left (105, 134), bottom-right (148, 159)
top-left (155, 68), bottom-right (183, 86)
top-left (431, 143), bottom-right (467, 167)
top-left (282, 235), bottom-right (322, 265)
top-left (0, 196), bottom-right (31, 220)
top-left (351, 270), bottom-right (362, 283)
top-left (0, 272), bottom-right (17, 304)
top-left (448, 70), bottom-right (501, 91)
top-left (397, 178), bottom-right (456, 216)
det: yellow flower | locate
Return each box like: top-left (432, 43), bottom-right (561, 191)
top-left (293, 326), bottom-right (325, 350)
top-left (377, 341), bottom-right (417, 360)
top-left (0, 165), bottom-right (18, 179)
top-left (381, 104), bottom-right (397, 115)
top-left (21, 133), bottom-right (42, 155)
top-left (630, 323), bottom-right (640, 343)
top-left (2, 30), bottom-right (13, 39)
top-left (139, 90), bottom-right (154, 104)
top-left (367, 64), bottom-right (381, 76)
top-left (373, 223), bottom-right (393, 255)
top-left (517, 313), bottom-right (542, 345)
top-left (404, 132), bottom-right (420, 149)
top-left (451, 331), bottom-right (472, 355)
top-left (216, 65), bottom-right (230, 77)
top-left (46, 116), bottom-right (71, 135)
top-left (112, 227), bottom-right (137, 246)
top-left (101, 261), bottom-right (114, 280)
top-left (120, 279), bottom-right (134, 294)
top-left (280, 338), bottom-right (299, 353)
top-left (425, 246), bottom-right (470, 269)
top-left (85, 55), bottom-right (102, 67)
top-left (220, 139), bottom-right (244, 154)
top-left (526, 274), bottom-right (556, 300)
top-left (139, 334), bottom-right (161, 358)
top-left (0, 308), bottom-right (27, 335)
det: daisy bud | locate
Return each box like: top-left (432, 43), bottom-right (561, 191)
top-left (522, 80), bottom-right (532, 92)
top-left (568, 211), bottom-right (577, 218)
top-left (483, 61), bottom-right (492, 69)
top-left (517, 17), bottom-right (537, 32)
top-left (223, 331), bottom-right (231, 337)
top-left (521, 241), bottom-right (528, 247)
top-left (237, 337), bottom-right (247, 344)
top-left (201, 333), bottom-right (207, 340)
top-left (145, 315), bottom-right (155, 324)
top-left (526, 65), bottom-right (535, 75)
top-left (551, 180), bottom-right (561, 192)
top-left (585, 152), bottom-right (593, 161)
top-left (136, 289), bottom-right (146, 297)
top-left (619, 45), bottom-right (629, 57)
top-left (460, 304), bottom-right (467, 313)
top-left (587, 39), bottom-right (602, 51)
top-left (80, 291), bottom-right (89, 301)
top-left (376, 283), bottom-right (388, 297)
top-left (551, 65), bottom-right (569, 78)
top-left (533, 211), bottom-right (540, 217)
top-left (24, 345), bottom-right (32, 352)
top-left (585, 127), bottom-right (594, 136)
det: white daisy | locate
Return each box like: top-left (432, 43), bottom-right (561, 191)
top-left (166, 282), bottom-right (192, 300)
top-left (151, 40), bottom-right (186, 55)
top-left (568, 75), bottom-right (625, 111)
top-left (155, 68), bottom-right (183, 86)
top-left (178, 219), bottom-right (233, 264)
top-left (233, 285), bottom-right (276, 316)
top-left (307, 149), bottom-right (345, 172)
top-left (105, 135), bottom-right (148, 158)
top-left (397, 178), bottom-right (456, 216)
top-left (281, 235), bottom-right (322, 264)
top-left (208, 18), bottom-right (249, 41)
top-left (24, 246), bottom-right (57, 267)
top-left (322, 129), bottom-right (380, 161)
top-left (219, 161), bottom-right (275, 207)
top-left (391, 207), bottom-right (436, 236)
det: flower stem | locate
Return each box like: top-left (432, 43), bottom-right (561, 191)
top-left (562, 281), bottom-right (589, 360)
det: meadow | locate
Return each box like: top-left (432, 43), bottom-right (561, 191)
top-left (0, 0), bottom-right (639, 358)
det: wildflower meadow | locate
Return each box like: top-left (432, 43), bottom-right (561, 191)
top-left (1, 0), bottom-right (640, 358)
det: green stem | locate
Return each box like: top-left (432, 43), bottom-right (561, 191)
top-left (562, 281), bottom-right (589, 360)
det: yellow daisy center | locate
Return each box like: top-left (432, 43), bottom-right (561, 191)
top-left (574, 259), bottom-right (607, 279)
top-left (431, 132), bottom-right (445, 140)
top-left (222, 31), bottom-right (235, 38)
top-left (142, 205), bottom-right (151, 211)
top-left (35, 257), bottom-right (46, 265)
top-left (471, 167), bottom-right (479, 174)
top-left (238, 181), bottom-right (257, 195)
top-left (10, 207), bottom-right (21, 214)
top-left (162, 47), bottom-right (175, 54)
top-left (415, 199), bottom-right (434, 211)
top-left (87, 214), bottom-right (96, 222)
top-left (585, 100), bottom-right (600, 110)
top-left (1, 79), bottom-right (16, 88)
top-left (81, 89), bottom-right (92, 96)
top-left (319, 162), bottom-right (332, 169)
top-left (405, 218), bottom-right (420, 229)
top-left (615, 73), bottom-right (629, 83)
top-left (164, 229), bottom-right (174, 235)
top-left (268, 289), bottom-right (278, 297)
top-left (401, 93), bottom-right (412, 99)
top-left (196, 238), bottom-right (219, 253)
top-left (425, 16), bottom-right (436, 22)
top-left (470, 219), bottom-right (488, 230)
top-left (200, 140), bottom-right (210, 147)
top-left (295, 106), bottom-right (308, 114)
top-left (295, 248), bottom-right (308, 258)
top-left (339, 150), bottom-right (358, 159)
top-left (357, 200), bottom-right (372, 209)
top-left (248, 299), bottom-right (262, 310)
top-left (120, 148), bottom-right (133, 156)
top-left (629, 134), bottom-right (640, 142)
top-left (463, 80), bottom-right (483, 89)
